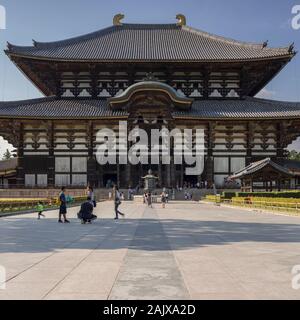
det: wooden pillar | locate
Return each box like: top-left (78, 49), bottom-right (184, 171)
top-left (86, 121), bottom-right (97, 187)
top-left (125, 164), bottom-right (132, 188)
top-left (246, 122), bottom-right (254, 166)
top-left (98, 165), bottom-right (104, 188)
top-left (276, 122), bottom-right (285, 165)
top-left (158, 161), bottom-right (162, 187)
top-left (278, 175), bottom-right (282, 192)
top-left (46, 121), bottom-right (55, 187)
top-left (166, 164), bottom-right (171, 188)
top-left (116, 164), bottom-right (119, 188)
top-left (180, 164), bottom-right (184, 188)
top-left (270, 180), bottom-right (273, 192)
top-left (206, 122), bottom-right (215, 188)
top-left (170, 155), bottom-right (176, 188)
top-left (15, 122), bottom-right (25, 187)
top-left (139, 163), bottom-right (143, 187)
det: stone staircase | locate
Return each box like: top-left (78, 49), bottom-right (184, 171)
top-left (94, 188), bottom-right (219, 201)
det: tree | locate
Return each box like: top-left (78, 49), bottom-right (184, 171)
top-left (288, 150), bottom-right (300, 161)
top-left (2, 149), bottom-right (12, 160)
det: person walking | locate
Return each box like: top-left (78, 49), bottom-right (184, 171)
top-left (161, 191), bottom-right (167, 209)
top-left (165, 190), bottom-right (169, 203)
top-left (114, 186), bottom-right (125, 220)
top-left (147, 192), bottom-right (152, 208)
top-left (36, 201), bottom-right (45, 219)
top-left (143, 192), bottom-right (147, 204)
top-left (58, 187), bottom-right (70, 223)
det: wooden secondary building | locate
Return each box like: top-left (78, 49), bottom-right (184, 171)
top-left (228, 158), bottom-right (297, 192)
top-left (0, 14), bottom-right (300, 189)
top-left (0, 158), bottom-right (17, 188)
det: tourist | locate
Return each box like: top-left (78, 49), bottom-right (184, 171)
top-left (87, 186), bottom-right (96, 208)
top-left (36, 201), bottom-right (45, 220)
top-left (114, 186), bottom-right (125, 220)
top-left (165, 190), bottom-right (169, 203)
top-left (161, 191), bottom-right (167, 208)
top-left (128, 187), bottom-right (133, 200)
top-left (120, 192), bottom-right (125, 201)
top-left (78, 197), bottom-right (97, 224)
top-left (147, 192), bottom-right (152, 208)
top-left (58, 187), bottom-right (70, 223)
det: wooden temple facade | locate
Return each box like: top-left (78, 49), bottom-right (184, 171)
top-left (0, 14), bottom-right (300, 188)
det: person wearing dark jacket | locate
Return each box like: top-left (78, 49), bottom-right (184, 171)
top-left (58, 187), bottom-right (70, 223)
top-left (78, 197), bottom-right (97, 224)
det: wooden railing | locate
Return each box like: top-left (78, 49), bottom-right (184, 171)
top-left (204, 196), bottom-right (300, 214)
top-left (0, 196), bottom-right (93, 214)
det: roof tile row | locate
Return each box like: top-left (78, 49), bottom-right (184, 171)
top-left (6, 24), bottom-right (293, 61)
top-left (0, 97), bottom-right (300, 119)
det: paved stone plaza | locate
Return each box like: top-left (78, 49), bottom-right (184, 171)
top-left (0, 201), bottom-right (300, 300)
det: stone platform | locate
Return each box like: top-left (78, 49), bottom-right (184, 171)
top-left (0, 201), bottom-right (300, 300)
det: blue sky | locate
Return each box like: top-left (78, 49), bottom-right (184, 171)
top-left (0, 0), bottom-right (300, 154)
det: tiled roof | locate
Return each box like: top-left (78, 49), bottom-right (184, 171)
top-left (0, 98), bottom-right (127, 119)
top-left (177, 97), bottom-right (300, 119)
top-left (6, 24), bottom-right (293, 62)
top-left (230, 158), bottom-right (294, 179)
top-left (283, 159), bottom-right (300, 174)
top-left (0, 97), bottom-right (300, 120)
top-left (0, 158), bottom-right (18, 174)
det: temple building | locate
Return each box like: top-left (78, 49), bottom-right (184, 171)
top-left (0, 14), bottom-right (300, 188)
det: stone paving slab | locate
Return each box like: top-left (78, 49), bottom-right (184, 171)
top-left (108, 208), bottom-right (189, 300)
top-left (0, 201), bottom-right (300, 300)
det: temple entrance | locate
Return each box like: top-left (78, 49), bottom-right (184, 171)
top-left (103, 174), bottom-right (117, 188)
top-left (183, 175), bottom-right (198, 188)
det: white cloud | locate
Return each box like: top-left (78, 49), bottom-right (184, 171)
top-left (0, 137), bottom-right (14, 159)
top-left (255, 88), bottom-right (276, 99)
top-left (288, 137), bottom-right (300, 152)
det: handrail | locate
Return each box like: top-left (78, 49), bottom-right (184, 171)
top-left (0, 196), bottom-right (90, 214)
top-left (204, 196), bottom-right (300, 213)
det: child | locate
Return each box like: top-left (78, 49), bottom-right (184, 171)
top-left (37, 202), bottom-right (45, 219)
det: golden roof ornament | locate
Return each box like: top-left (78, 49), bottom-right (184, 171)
top-left (176, 14), bottom-right (186, 26)
top-left (113, 13), bottom-right (125, 26)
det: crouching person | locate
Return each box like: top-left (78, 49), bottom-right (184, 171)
top-left (78, 197), bottom-right (97, 224)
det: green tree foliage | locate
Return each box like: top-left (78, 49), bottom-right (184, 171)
top-left (288, 150), bottom-right (300, 161)
top-left (2, 149), bottom-right (12, 160)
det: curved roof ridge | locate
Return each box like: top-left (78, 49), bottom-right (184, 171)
top-left (247, 96), bottom-right (300, 106)
top-left (33, 26), bottom-right (117, 49)
top-left (0, 96), bottom-right (57, 106)
top-left (182, 25), bottom-right (289, 51)
top-left (229, 157), bottom-right (293, 179)
top-left (31, 24), bottom-right (179, 49)
top-left (6, 22), bottom-right (292, 55)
